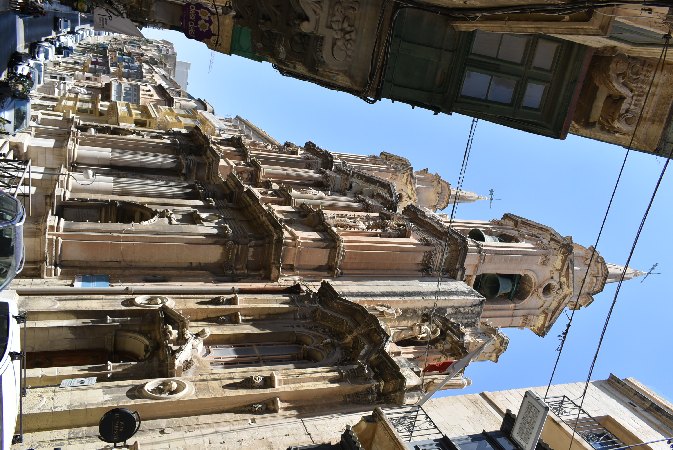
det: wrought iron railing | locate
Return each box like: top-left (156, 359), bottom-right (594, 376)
top-left (0, 159), bottom-right (31, 215)
top-left (546, 395), bottom-right (625, 449)
top-left (385, 405), bottom-right (445, 443)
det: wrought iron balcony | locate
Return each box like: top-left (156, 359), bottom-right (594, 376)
top-left (546, 395), bottom-right (625, 449)
top-left (385, 405), bottom-right (445, 443)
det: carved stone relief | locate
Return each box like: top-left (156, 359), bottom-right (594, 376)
top-left (324, 0), bottom-right (359, 65)
top-left (587, 53), bottom-right (656, 135)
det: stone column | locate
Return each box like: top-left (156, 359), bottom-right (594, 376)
top-left (263, 166), bottom-right (324, 183)
top-left (75, 145), bottom-right (180, 170)
top-left (68, 174), bottom-right (194, 198)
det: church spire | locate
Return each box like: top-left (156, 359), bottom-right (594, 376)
top-left (605, 263), bottom-right (645, 283)
top-left (449, 188), bottom-right (488, 205)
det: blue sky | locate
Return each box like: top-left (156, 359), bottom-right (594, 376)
top-left (145, 29), bottom-right (673, 402)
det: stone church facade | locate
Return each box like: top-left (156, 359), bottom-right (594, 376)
top-left (4, 36), bottom-right (640, 448)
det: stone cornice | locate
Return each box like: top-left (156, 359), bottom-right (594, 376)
top-left (317, 281), bottom-right (406, 403)
top-left (223, 173), bottom-right (284, 280)
top-left (335, 164), bottom-right (398, 211)
top-left (500, 213), bottom-right (568, 246)
top-left (303, 141), bottom-right (334, 170)
top-left (606, 374), bottom-right (673, 430)
top-left (296, 203), bottom-right (344, 276)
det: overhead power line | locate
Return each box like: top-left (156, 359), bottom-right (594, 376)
top-left (418, 117), bottom-right (478, 401)
top-left (544, 32), bottom-right (671, 400)
top-left (567, 34), bottom-right (671, 450)
top-left (395, 1), bottom-right (673, 19)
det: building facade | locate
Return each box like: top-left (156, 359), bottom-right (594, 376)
top-left (65, 1), bottom-right (673, 156)
top-left (287, 374), bottom-right (673, 450)
top-left (3, 35), bottom-right (642, 447)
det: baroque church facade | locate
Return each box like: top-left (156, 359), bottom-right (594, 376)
top-left (4, 36), bottom-right (640, 447)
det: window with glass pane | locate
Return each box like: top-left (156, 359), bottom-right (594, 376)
top-left (471, 31), bottom-right (529, 64)
top-left (498, 35), bottom-right (528, 63)
top-left (461, 71), bottom-right (515, 104)
top-left (471, 31), bottom-right (500, 58)
top-left (461, 71), bottom-right (491, 99)
top-left (532, 40), bottom-right (559, 70)
top-left (488, 77), bottom-right (516, 103)
top-left (522, 82), bottom-right (547, 109)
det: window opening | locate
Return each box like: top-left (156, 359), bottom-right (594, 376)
top-left (459, 31), bottom-right (563, 114)
top-left (204, 343), bottom-right (303, 367)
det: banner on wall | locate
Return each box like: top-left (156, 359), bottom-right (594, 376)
top-left (182, 3), bottom-right (216, 40)
top-left (181, 3), bottom-right (233, 54)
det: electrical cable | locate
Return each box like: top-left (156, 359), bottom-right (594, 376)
top-left (543, 32), bottom-right (671, 400)
top-left (393, 1), bottom-right (673, 20)
top-left (567, 34), bottom-right (671, 450)
top-left (569, 135), bottom-right (672, 450)
top-left (418, 117), bottom-right (478, 397)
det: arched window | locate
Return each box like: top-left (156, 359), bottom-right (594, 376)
top-left (468, 228), bottom-right (519, 243)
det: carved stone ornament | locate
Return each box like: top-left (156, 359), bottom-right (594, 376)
top-left (585, 53), bottom-right (658, 136)
top-left (225, 373), bottom-right (276, 389)
top-left (344, 385), bottom-right (379, 404)
top-left (130, 295), bottom-right (175, 308)
top-left (294, 0), bottom-right (323, 33)
top-left (213, 312), bottom-right (242, 324)
top-left (229, 397), bottom-right (281, 414)
top-left (325, 0), bottom-right (359, 64)
top-left (372, 304), bottom-right (401, 319)
top-left (209, 294), bottom-right (239, 305)
top-left (222, 241), bottom-right (236, 274)
top-left (140, 378), bottom-right (194, 400)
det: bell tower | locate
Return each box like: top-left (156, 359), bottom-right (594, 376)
top-left (441, 214), bottom-right (641, 335)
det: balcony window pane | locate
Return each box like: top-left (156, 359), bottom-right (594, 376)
top-left (522, 82), bottom-right (546, 109)
top-left (488, 76), bottom-right (516, 104)
top-left (461, 71), bottom-right (491, 99)
top-left (471, 31), bottom-right (500, 58)
top-left (497, 35), bottom-right (528, 63)
top-left (532, 40), bottom-right (559, 70)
